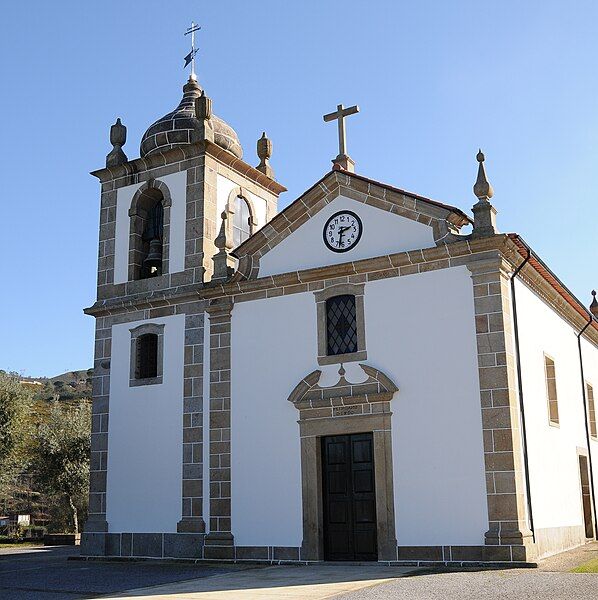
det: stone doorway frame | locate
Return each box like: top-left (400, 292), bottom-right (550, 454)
top-left (288, 364), bottom-right (398, 561)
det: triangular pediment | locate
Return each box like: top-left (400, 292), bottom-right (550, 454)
top-left (232, 170), bottom-right (470, 279)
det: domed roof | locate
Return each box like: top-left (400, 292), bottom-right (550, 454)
top-left (140, 76), bottom-right (243, 159)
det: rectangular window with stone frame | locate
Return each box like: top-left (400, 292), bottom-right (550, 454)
top-left (129, 323), bottom-right (165, 387)
top-left (315, 284), bottom-right (367, 366)
top-left (587, 382), bottom-right (597, 439)
top-left (544, 354), bottom-right (559, 426)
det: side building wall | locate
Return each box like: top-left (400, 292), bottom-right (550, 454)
top-left (515, 278), bottom-right (598, 558)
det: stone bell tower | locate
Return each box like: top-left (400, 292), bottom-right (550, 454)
top-left (93, 74), bottom-right (286, 300)
top-left (82, 74), bottom-right (285, 549)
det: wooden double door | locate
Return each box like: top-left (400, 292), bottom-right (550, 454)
top-left (322, 432), bottom-right (377, 561)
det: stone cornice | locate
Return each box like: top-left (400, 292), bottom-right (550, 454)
top-left (84, 232), bottom-right (598, 349)
top-left (204, 141), bottom-right (287, 194)
top-left (85, 234), bottom-right (507, 316)
top-left (90, 140), bottom-right (286, 196)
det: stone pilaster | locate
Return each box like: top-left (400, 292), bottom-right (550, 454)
top-left (467, 257), bottom-right (535, 561)
top-left (96, 188), bottom-right (117, 300)
top-left (84, 318), bottom-right (112, 535)
top-left (177, 308), bottom-right (206, 533)
top-left (204, 298), bottom-right (234, 559)
top-left (184, 163), bottom-right (208, 284)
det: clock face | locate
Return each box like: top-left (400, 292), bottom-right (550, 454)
top-left (323, 210), bottom-right (363, 253)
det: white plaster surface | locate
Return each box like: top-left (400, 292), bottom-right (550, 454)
top-left (367, 267), bottom-right (488, 545)
top-left (230, 266), bottom-right (488, 547)
top-left (113, 171), bottom-right (187, 284)
top-left (106, 314), bottom-right (185, 533)
top-left (515, 279), bottom-right (598, 532)
top-left (114, 183), bottom-right (136, 284)
top-left (258, 195), bottom-right (436, 278)
top-left (230, 294), bottom-right (314, 546)
top-left (161, 171), bottom-right (187, 274)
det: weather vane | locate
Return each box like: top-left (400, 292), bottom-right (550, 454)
top-left (184, 22), bottom-right (201, 79)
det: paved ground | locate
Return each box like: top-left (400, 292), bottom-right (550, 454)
top-left (104, 564), bottom-right (412, 599)
top-left (336, 569), bottom-right (598, 600)
top-left (0, 546), bottom-right (246, 600)
top-left (0, 543), bottom-right (596, 600)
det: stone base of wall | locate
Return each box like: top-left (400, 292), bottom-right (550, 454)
top-left (81, 532), bottom-right (205, 559)
top-left (534, 526), bottom-right (589, 560)
top-left (80, 535), bottom-right (540, 566)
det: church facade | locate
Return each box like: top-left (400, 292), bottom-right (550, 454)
top-left (81, 74), bottom-right (598, 565)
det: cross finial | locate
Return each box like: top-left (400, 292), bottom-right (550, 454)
top-left (184, 22), bottom-right (201, 79)
top-left (323, 103), bottom-right (360, 172)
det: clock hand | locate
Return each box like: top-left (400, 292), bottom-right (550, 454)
top-left (337, 226), bottom-right (350, 241)
top-left (337, 226), bottom-right (350, 246)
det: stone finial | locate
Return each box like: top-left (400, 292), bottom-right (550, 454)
top-left (256, 132), bottom-right (275, 179)
top-left (471, 149), bottom-right (498, 238)
top-left (106, 118), bottom-right (128, 167)
top-left (195, 90), bottom-right (212, 120)
top-left (193, 90), bottom-right (214, 144)
top-left (591, 290), bottom-right (598, 319)
top-left (212, 211), bottom-right (234, 281)
top-left (215, 211), bottom-right (227, 250)
top-left (473, 149), bottom-right (494, 201)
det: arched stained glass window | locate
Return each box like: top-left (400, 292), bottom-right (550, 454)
top-left (232, 195), bottom-right (252, 247)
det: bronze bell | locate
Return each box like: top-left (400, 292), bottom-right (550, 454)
top-left (144, 238), bottom-right (163, 274)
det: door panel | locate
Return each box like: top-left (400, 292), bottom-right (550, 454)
top-left (322, 433), bottom-right (377, 561)
top-left (353, 470), bottom-right (374, 493)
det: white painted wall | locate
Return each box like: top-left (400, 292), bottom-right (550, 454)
top-left (114, 184), bottom-right (136, 284)
top-left (230, 294), bottom-right (313, 546)
top-left (216, 173), bottom-right (268, 232)
top-left (515, 279), bottom-right (598, 533)
top-left (230, 266), bottom-right (488, 547)
top-left (106, 314), bottom-right (185, 533)
top-left (259, 195), bottom-right (436, 278)
top-left (113, 171), bottom-right (187, 283)
top-left (368, 267), bottom-right (488, 545)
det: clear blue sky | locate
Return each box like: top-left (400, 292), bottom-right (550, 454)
top-left (1, 1), bottom-right (597, 377)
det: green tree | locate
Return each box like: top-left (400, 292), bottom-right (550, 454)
top-left (31, 401), bottom-right (91, 533)
top-left (0, 371), bottom-right (33, 504)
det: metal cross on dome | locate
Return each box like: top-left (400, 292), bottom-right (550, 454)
top-left (184, 22), bottom-right (201, 78)
top-left (323, 103), bottom-right (360, 172)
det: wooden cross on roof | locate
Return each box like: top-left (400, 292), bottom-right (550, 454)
top-left (323, 103), bottom-right (360, 172)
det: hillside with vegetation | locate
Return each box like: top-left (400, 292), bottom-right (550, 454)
top-left (22, 369), bottom-right (93, 403)
top-left (1, 369), bottom-right (92, 539)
